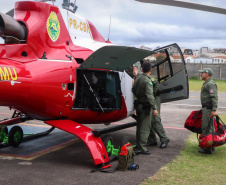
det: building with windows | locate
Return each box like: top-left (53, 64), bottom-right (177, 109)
top-left (212, 56), bottom-right (226, 64)
top-left (184, 55), bottom-right (195, 63)
top-left (185, 53), bottom-right (226, 64)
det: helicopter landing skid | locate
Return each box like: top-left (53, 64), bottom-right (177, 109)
top-left (0, 125), bottom-right (55, 148)
top-left (0, 114), bottom-right (55, 147)
top-left (45, 120), bottom-right (110, 166)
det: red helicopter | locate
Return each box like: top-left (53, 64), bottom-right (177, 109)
top-left (0, 0), bottom-right (223, 166)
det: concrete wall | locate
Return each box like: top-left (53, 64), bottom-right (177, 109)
top-left (185, 63), bottom-right (226, 80)
top-left (185, 63), bottom-right (201, 78)
top-left (144, 60), bottom-right (226, 80)
top-left (222, 65), bottom-right (226, 80)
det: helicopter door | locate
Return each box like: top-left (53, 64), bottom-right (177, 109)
top-left (149, 44), bottom-right (189, 103)
top-left (119, 71), bottom-right (134, 116)
top-left (80, 46), bottom-right (154, 72)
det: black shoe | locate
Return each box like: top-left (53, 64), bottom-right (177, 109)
top-left (140, 150), bottom-right (151, 155)
top-left (146, 142), bottom-right (157, 146)
top-left (160, 139), bottom-right (170, 148)
top-left (198, 148), bottom-right (213, 154)
top-left (198, 148), bottom-right (206, 154)
top-left (134, 149), bottom-right (141, 155)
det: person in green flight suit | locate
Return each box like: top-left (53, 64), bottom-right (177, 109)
top-left (198, 68), bottom-right (218, 154)
top-left (132, 62), bottom-right (158, 155)
top-left (147, 77), bottom-right (170, 148)
top-left (132, 63), bottom-right (142, 85)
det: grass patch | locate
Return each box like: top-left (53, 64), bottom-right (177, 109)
top-left (189, 79), bottom-right (226, 93)
top-left (142, 133), bottom-right (226, 185)
top-left (219, 115), bottom-right (226, 123)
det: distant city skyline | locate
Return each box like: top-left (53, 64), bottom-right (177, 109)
top-left (142, 45), bottom-right (226, 53)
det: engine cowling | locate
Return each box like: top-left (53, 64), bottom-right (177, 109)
top-left (0, 12), bottom-right (27, 43)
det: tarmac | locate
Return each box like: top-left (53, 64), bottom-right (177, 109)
top-left (0, 92), bottom-right (225, 185)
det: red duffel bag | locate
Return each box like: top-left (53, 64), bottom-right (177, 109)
top-left (184, 110), bottom-right (218, 134)
top-left (199, 115), bottom-right (226, 148)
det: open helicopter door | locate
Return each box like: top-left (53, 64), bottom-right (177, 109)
top-left (148, 43), bottom-right (189, 103)
top-left (74, 46), bottom-right (154, 113)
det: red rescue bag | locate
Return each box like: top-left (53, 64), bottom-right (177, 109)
top-left (199, 115), bottom-right (226, 148)
top-left (184, 110), bottom-right (218, 134)
top-left (184, 110), bottom-right (202, 134)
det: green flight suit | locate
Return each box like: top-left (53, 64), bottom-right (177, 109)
top-left (200, 78), bottom-right (218, 134)
top-left (132, 74), bottom-right (157, 152)
top-left (148, 77), bottom-right (168, 144)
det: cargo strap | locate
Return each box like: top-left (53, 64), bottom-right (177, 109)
top-left (91, 164), bottom-right (117, 173)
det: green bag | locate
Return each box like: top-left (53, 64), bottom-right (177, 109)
top-left (118, 143), bottom-right (135, 171)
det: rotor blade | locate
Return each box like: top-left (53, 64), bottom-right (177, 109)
top-left (135, 0), bottom-right (226, 15)
top-left (6, 9), bottom-right (14, 17)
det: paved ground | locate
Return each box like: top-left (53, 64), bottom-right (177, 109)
top-left (165, 91), bottom-right (226, 114)
top-left (0, 92), bottom-right (225, 185)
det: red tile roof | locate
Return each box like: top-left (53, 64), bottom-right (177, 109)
top-left (171, 55), bottom-right (181, 59)
top-left (183, 55), bottom-right (196, 59)
top-left (214, 56), bottom-right (226, 59)
top-left (153, 53), bottom-right (166, 58)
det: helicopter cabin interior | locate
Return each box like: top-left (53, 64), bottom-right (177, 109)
top-left (72, 69), bottom-right (122, 112)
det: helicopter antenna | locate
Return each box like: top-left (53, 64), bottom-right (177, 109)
top-left (107, 15), bottom-right (112, 42)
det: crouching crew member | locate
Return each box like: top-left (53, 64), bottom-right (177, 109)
top-left (147, 77), bottom-right (170, 148)
top-left (132, 62), bottom-right (158, 155)
top-left (198, 68), bottom-right (218, 154)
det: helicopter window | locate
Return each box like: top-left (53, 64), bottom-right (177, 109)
top-left (157, 60), bottom-right (172, 83)
top-left (73, 69), bottom-right (122, 112)
top-left (145, 45), bottom-right (185, 83)
top-left (167, 45), bottom-right (184, 75)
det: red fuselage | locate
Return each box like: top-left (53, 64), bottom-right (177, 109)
top-left (0, 1), bottom-right (127, 123)
top-left (0, 48), bottom-right (127, 123)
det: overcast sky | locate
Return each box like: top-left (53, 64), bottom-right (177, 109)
top-left (1, 0), bottom-right (226, 50)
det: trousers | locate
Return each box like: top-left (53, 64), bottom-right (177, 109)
top-left (148, 96), bottom-right (168, 143)
top-left (136, 104), bottom-right (152, 151)
top-left (202, 108), bottom-right (214, 134)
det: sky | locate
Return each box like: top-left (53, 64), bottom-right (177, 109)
top-left (0, 0), bottom-right (226, 50)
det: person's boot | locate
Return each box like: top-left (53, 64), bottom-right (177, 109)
top-left (160, 139), bottom-right (170, 148)
top-left (198, 147), bottom-right (213, 154)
